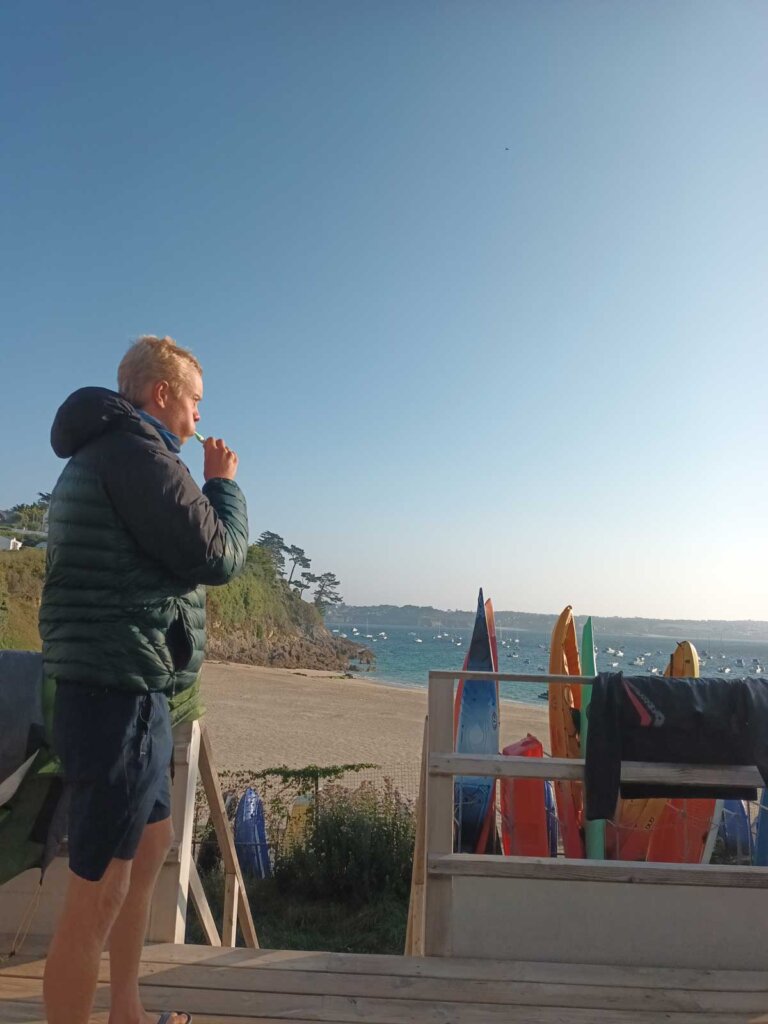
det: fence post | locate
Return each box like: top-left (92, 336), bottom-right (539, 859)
top-left (424, 674), bottom-right (454, 956)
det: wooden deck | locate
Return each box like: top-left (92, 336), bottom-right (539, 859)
top-left (2, 939), bottom-right (768, 1023)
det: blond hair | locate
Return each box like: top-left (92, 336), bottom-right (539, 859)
top-left (118, 335), bottom-right (202, 406)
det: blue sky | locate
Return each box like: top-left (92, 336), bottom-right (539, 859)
top-left (1, 1), bottom-right (766, 619)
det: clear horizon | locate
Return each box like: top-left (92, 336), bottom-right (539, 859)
top-left (2, 1), bottom-right (766, 621)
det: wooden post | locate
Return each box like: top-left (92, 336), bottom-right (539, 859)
top-left (197, 721), bottom-right (260, 948)
top-left (424, 675), bottom-right (454, 956)
top-left (188, 859), bottom-right (222, 946)
top-left (405, 715), bottom-right (428, 956)
top-left (147, 719), bottom-right (200, 942)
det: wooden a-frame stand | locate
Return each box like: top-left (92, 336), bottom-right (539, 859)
top-left (148, 719), bottom-right (259, 948)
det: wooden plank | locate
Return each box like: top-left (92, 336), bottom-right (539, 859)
top-left (429, 671), bottom-right (594, 684)
top-left (222, 873), bottom-right (239, 947)
top-left (7, 956), bottom-right (768, 1012)
top-left (149, 720), bottom-right (200, 942)
top-left (119, 966), bottom-right (768, 1015)
top-left (188, 860), bottom-right (222, 946)
top-left (404, 716), bottom-right (428, 957)
top-left (6, 953), bottom-right (766, 1001)
top-left (129, 944), bottom-right (768, 992)
top-left (430, 753), bottom-right (764, 788)
top-left (197, 722), bottom-right (259, 949)
top-left (0, 994), bottom-right (366, 1024)
top-left (429, 853), bottom-right (768, 889)
top-left (18, 976), bottom-right (759, 1024)
top-left (143, 975), bottom-right (768, 1015)
top-left (423, 678), bottom-right (453, 957)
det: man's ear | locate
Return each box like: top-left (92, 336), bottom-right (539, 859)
top-left (152, 380), bottom-right (170, 408)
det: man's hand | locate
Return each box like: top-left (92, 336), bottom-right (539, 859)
top-left (203, 437), bottom-right (239, 481)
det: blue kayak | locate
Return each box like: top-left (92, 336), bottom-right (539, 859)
top-left (234, 787), bottom-right (271, 878)
top-left (454, 589), bottom-right (499, 853)
top-left (718, 799), bottom-right (751, 863)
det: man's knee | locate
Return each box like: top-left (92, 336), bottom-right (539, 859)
top-left (63, 861), bottom-right (132, 939)
top-left (133, 817), bottom-right (174, 874)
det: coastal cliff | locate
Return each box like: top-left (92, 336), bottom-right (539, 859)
top-left (0, 548), bottom-right (373, 673)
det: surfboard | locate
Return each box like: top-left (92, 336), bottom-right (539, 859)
top-left (454, 589), bottom-right (499, 853)
top-left (580, 617), bottom-right (605, 859)
top-left (548, 606), bottom-right (585, 858)
top-left (646, 642), bottom-right (718, 863)
top-left (500, 734), bottom-right (551, 856)
top-left (474, 598), bottom-right (501, 853)
top-left (234, 787), bottom-right (271, 878)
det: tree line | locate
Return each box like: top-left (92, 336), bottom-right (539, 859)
top-left (1, 493), bottom-right (51, 535)
top-left (254, 531), bottom-right (342, 612)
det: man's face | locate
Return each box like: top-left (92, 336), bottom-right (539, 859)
top-left (160, 370), bottom-right (203, 443)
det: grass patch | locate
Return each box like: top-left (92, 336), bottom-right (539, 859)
top-left (186, 873), bottom-right (408, 954)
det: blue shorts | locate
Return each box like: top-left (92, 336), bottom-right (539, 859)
top-left (53, 683), bottom-right (173, 882)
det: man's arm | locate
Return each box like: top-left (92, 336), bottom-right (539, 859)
top-left (99, 436), bottom-right (248, 586)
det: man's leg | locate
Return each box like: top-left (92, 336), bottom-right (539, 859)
top-left (43, 857), bottom-right (133, 1024)
top-left (107, 816), bottom-right (189, 1024)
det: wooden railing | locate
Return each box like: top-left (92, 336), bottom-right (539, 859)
top-left (414, 670), bottom-right (768, 959)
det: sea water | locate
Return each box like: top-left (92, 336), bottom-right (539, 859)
top-left (339, 623), bottom-right (768, 707)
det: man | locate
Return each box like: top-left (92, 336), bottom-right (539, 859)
top-left (39, 335), bottom-right (248, 1024)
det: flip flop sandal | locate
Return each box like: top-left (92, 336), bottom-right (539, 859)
top-left (156, 1015), bottom-right (192, 1024)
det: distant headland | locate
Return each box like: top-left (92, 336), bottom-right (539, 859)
top-left (327, 604), bottom-right (768, 644)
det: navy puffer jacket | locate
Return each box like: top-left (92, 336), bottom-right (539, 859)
top-left (39, 387), bottom-right (248, 695)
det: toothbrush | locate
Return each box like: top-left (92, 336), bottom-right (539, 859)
top-left (194, 432), bottom-right (205, 444)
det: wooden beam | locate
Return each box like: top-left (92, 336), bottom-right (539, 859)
top-left (428, 853), bottom-right (768, 889)
top-left (197, 722), bottom-right (259, 949)
top-left (405, 715), bottom-right (428, 957)
top-left (429, 670), bottom-right (596, 684)
top-left (187, 859), bottom-right (221, 946)
top-left (429, 752), bottom-right (763, 788)
top-left (222, 873), bottom-right (239, 947)
top-left (424, 681), bottom-right (453, 957)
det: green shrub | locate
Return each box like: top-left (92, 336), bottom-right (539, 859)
top-left (273, 781), bottom-right (415, 905)
top-left (0, 549), bottom-right (45, 650)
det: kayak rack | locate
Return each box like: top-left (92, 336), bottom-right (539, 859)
top-left (410, 669), bottom-right (768, 970)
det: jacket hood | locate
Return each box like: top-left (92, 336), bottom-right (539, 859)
top-left (50, 387), bottom-right (148, 458)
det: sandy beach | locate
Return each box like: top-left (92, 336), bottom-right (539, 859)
top-left (199, 661), bottom-right (549, 776)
